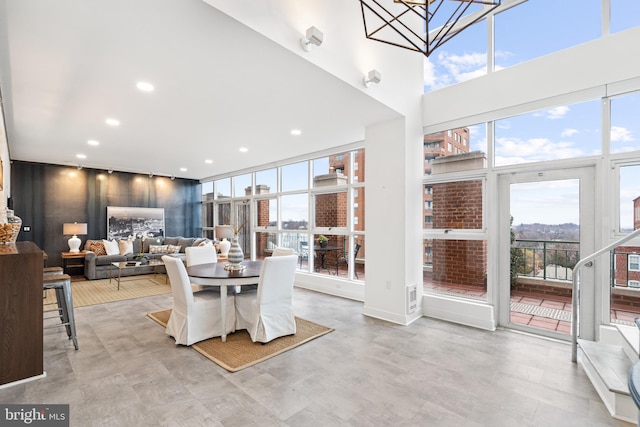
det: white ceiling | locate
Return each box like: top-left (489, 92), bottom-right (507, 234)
top-left (0, 0), bottom-right (400, 181)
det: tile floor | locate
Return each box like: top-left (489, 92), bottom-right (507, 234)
top-left (0, 288), bottom-right (634, 426)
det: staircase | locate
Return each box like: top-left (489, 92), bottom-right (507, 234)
top-left (571, 229), bottom-right (640, 423)
top-left (578, 324), bottom-right (638, 423)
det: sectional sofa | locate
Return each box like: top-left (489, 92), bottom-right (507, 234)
top-left (83, 236), bottom-right (214, 280)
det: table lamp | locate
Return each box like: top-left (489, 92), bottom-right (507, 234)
top-left (215, 225), bottom-right (234, 257)
top-left (63, 222), bottom-right (88, 253)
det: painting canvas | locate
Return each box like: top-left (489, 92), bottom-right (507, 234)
top-left (107, 206), bottom-right (164, 240)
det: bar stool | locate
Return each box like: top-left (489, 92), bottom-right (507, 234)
top-left (43, 273), bottom-right (78, 350)
top-left (43, 266), bottom-right (63, 300)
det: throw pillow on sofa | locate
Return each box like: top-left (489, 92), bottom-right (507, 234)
top-left (167, 244), bottom-right (181, 254)
top-left (118, 239), bottom-right (134, 255)
top-left (149, 244), bottom-right (169, 254)
top-left (85, 239), bottom-right (107, 256)
top-left (103, 239), bottom-right (120, 256)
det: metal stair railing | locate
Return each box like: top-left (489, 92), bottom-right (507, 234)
top-left (572, 228), bottom-right (640, 362)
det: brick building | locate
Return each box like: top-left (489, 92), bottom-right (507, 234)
top-left (423, 128), bottom-right (471, 266)
top-left (431, 179), bottom-right (486, 287)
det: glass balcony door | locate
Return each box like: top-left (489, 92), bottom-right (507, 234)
top-left (498, 166), bottom-right (596, 341)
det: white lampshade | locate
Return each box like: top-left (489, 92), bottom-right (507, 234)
top-left (63, 222), bottom-right (87, 253)
top-left (215, 225), bottom-right (234, 257)
top-left (215, 225), bottom-right (234, 240)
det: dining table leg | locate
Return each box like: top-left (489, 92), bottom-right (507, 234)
top-left (220, 285), bottom-right (227, 342)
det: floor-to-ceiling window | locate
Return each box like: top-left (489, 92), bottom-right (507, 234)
top-left (423, 125), bottom-right (488, 302)
top-left (201, 148), bottom-right (365, 281)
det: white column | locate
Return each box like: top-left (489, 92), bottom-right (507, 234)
top-left (363, 116), bottom-right (423, 325)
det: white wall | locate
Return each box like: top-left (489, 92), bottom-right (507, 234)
top-left (201, 0), bottom-right (423, 118)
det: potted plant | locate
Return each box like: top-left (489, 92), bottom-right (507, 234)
top-left (316, 235), bottom-right (328, 248)
top-left (134, 253), bottom-right (149, 265)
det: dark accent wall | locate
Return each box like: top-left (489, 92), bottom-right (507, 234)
top-left (10, 161), bottom-right (201, 267)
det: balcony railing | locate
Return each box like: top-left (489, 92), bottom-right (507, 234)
top-left (513, 239), bottom-right (580, 281)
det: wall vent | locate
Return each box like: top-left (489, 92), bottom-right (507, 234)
top-left (406, 283), bottom-right (417, 314)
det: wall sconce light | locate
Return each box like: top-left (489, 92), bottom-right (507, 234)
top-left (149, 173), bottom-right (153, 178)
top-left (76, 165), bottom-right (83, 170)
top-left (170, 175), bottom-right (175, 181)
top-left (300, 26), bottom-right (323, 51)
top-left (363, 69), bottom-right (382, 88)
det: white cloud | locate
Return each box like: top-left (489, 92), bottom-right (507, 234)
top-left (423, 57), bottom-right (436, 88)
top-left (494, 136), bottom-right (584, 166)
top-left (425, 50), bottom-right (487, 90)
top-left (561, 128), bottom-right (578, 137)
top-left (611, 125), bottom-right (634, 142)
top-left (546, 106), bottom-right (569, 119)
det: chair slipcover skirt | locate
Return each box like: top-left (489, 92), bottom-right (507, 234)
top-left (235, 255), bottom-right (297, 343)
top-left (163, 255), bottom-right (235, 346)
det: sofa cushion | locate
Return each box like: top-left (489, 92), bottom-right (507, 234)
top-left (143, 237), bottom-right (164, 253)
top-left (177, 238), bottom-right (195, 252)
top-left (132, 239), bottom-right (143, 254)
top-left (164, 237), bottom-right (180, 246)
top-left (86, 239), bottom-right (107, 256)
top-left (103, 239), bottom-right (120, 256)
top-left (193, 238), bottom-right (207, 247)
top-left (95, 254), bottom-right (128, 265)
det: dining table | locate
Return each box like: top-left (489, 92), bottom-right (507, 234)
top-left (186, 260), bottom-right (263, 342)
top-left (314, 245), bottom-right (343, 271)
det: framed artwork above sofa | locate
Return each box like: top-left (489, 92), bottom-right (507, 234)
top-left (107, 206), bottom-right (164, 240)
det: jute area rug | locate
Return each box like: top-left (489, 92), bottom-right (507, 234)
top-left (44, 274), bottom-right (171, 309)
top-left (147, 309), bottom-right (333, 372)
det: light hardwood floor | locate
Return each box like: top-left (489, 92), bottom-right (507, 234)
top-left (0, 288), bottom-right (633, 426)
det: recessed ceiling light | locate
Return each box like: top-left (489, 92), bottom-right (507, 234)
top-left (205, 159), bottom-right (213, 164)
top-left (105, 118), bottom-right (120, 126)
top-left (136, 81), bottom-right (154, 92)
top-left (179, 167), bottom-right (187, 172)
top-left (239, 147), bottom-right (248, 153)
top-left (76, 154), bottom-right (87, 159)
top-left (290, 129), bottom-right (302, 136)
top-left (87, 140), bottom-right (99, 146)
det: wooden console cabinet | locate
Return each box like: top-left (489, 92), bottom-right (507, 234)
top-left (0, 241), bottom-right (44, 386)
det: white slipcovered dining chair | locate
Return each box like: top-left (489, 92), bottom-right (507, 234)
top-left (234, 254), bottom-right (297, 343)
top-left (271, 246), bottom-right (296, 256)
top-left (162, 255), bottom-right (235, 345)
top-left (185, 246), bottom-right (218, 292)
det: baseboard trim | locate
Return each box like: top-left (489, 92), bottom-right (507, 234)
top-left (422, 293), bottom-right (496, 331)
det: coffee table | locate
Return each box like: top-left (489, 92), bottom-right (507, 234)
top-left (109, 259), bottom-right (166, 290)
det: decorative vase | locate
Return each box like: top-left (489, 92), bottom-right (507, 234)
top-left (320, 241), bottom-right (327, 248)
top-left (218, 238), bottom-right (231, 257)
top-left (0, 209), bottom-right (21, 244)
top-left (227, 235), bottom-right (244, 269)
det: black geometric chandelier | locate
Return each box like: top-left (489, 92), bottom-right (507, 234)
top-left (359, 0), bottom-right (501, 57)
